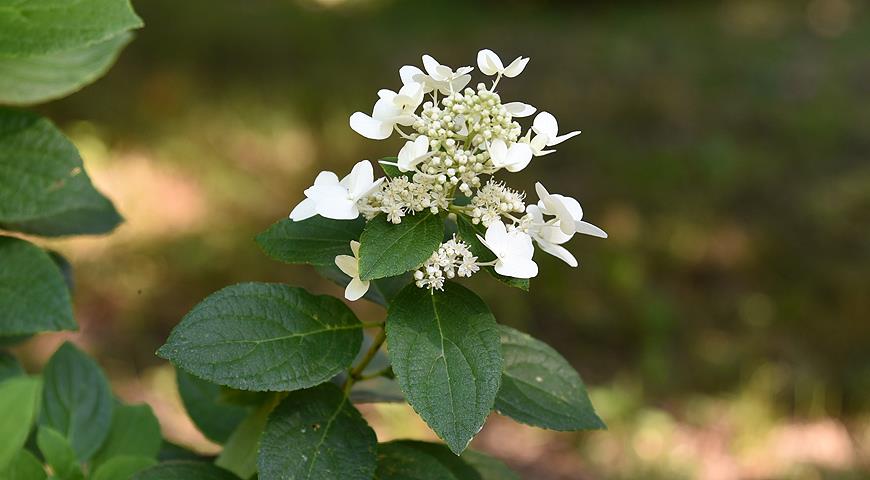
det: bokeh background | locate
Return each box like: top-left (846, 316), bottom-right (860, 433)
top-left (11, 0), bottom-right (870, 478)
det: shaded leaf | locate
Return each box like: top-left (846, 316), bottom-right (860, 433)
top-left (215, 396), bottom-right (279, 479)
top-left (0, 376), bottom-right (41, 470)
top-left (359, 212), bottom-right (444, 281)
top-left (40, 342), bottom-right (113, 462)
top-left (386, 282), bottom-right (502, 454)
top-left (176, 370), bottom-right (250, 444)
top-left (256, 216), bottom-right (365, 266)
top-left (158, 283), bottom-right (363, 392)
top-left (36, 427), bottom-right (82, 480)
top-left (461, 451), bottom-right (520, 480)
top-left (133, 461), bottom-right (241, 480)
top-left (0, 0), bottom-right (142, 57)
top-left (375, 440), bottom-right (479, 480)
top-left (91, 455), bottom-right (156, 480)
top-left (258, 383), bottom-right (377, 480)
top-left (0, 109), bottom-right (121, 236)
top-left (0, 236), bottom-right (75, 335)
top-left (91, 404), bottom-right (162, 469)
top-left (0, 351), bottom-right (23, 382)
top-left (495, 325), bottom-right (605, 431)
top-left (0, 33), bottom-right (132, 106)
top-left (0, 449), bottom-right (45, 480)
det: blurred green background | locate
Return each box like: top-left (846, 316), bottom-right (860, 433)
top-left (17, 0), bottom-right (870, 478)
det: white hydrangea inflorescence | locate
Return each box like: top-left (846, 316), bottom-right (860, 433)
top-left (414, 235), bottom-right (479, 291)
top-left (289, 49), bottom-right (608, 300)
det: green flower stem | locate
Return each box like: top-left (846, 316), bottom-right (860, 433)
top-left (343, 327), bottom-right (387, 394)
top-left (357, 366), bottom-right (393, 381)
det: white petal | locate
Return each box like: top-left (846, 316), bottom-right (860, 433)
top-left (345, 277), bottom-right (370, 301)
top-left (455, 66), bottom-right (474, 76)
top-left (312, 171), bottom-right (340, 187)
top-left (335, 254), bottom-right (358, 278)
top-left (551, 194), bottom-right (584, 221)
top-left (504, 143), bottom-right (533, 172)
top-left (421, 54), bottom-right (441, 78)
top-left (532, 111), bottom-right (559, 140)
top-left (536, 239), bottom-right (578, 267)
top-left (477, 49), bottom-right (503, 76)
top-left (377, 89), bottom-right (396, 100)
top-left (350, 240), bottom-right (361, 257)
top-left (399, 65), bottom-right (424, 86)
top-left (506, 229), bottom-right (535, 259)
top-left (342, 160), bottom-right (376, 199)
top-left (316, 197), bottom-right (359, 220)
top-left (289, 197), bottom-right (318, 221)
top-left (483, 221), bottom-right (510, 253)
top-left (372, 97), bottom-right (402, 121)
top-left (575, 220), bottom-right (608, 239)
top-left (304, 183), bottom-right (345, 202)
top-left (551, 130), bottom-right (582, 146)
top-left (534, 182), bottom-right (551, 204)
top-left (538, 223), bottom-right (573, 245)
top-left (349, 112), bottom-right (393, 140)
top-left (495, 257), bottom-right (538, 279)
top-left (503, 56), bottom-right (529, 78)
top-left (448, 74), bottom-right (472, 94)
top-left (488, 139), bottom-right (509, 168)
top-left (503, 102), bottom-right (536, 118)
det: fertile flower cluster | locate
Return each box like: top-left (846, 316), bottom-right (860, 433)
top-left (413, 235), bottom-right (479, 291)
top-left (288, 49), bottom-right (607, 300)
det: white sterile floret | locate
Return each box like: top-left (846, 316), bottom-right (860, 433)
top-left (524, 204), bottom-right (577, 267)
top-left (535, 182), bottom-right (608, 238)
top-left (397, 135), bottom-right (431, 172)
top-left (476, 49), bottom-right (530, 78)
top-left (503, 101), bottom-right (536, 118)
top-left (528, 111), bottom-right (581, 152)
top-left (334, 241), bottom-right (370, 301)
top-left (477, 220), bottom-right (538, 279)
top-left (415, 235), bottom-right (479, 290)
top-left (488, 138), bottom-right (533, 173)
top-left (290, 160), bottom-right (384, 221)
top-left (350, 82), bottom-right (424, 140)
top-left (470, 179), bottom-right (526, 227)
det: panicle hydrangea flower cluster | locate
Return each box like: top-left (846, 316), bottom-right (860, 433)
top-left (288, 49), bottom-right (608, 299)
top-left (413, 235), bottom-right (479, 291)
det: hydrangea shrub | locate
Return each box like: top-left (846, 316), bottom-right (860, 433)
top-left (158, 49), bottom-right (608, 479)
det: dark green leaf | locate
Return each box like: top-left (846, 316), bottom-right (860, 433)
top-left (0, 0), bottom-right (142, 57)
top-left (386, 282), bottom-right (502, 454)
top-left (258, 383), bottom-right (377, 480)
top-left (91, 404), bottom-right (162, 469)
top-left (0, 334), bottom-right (31, 347)
top-left (375, 441), bottom-right (479, 480)
top-left (0, 351), bottom-right (23, 382)
top-left (176, 370), bottom-right (250, 444)
top-left (157, 283), bottom-right (363, 392)
top-left (495, 325), bottom-right (605, 431)
top-left (48, 251), bottom-right (75, 293)
top-left (456, 216), bottom-right (529, 291)
top-left (36, 427), bottom-right (82, 480)
top-left (133, 461), bottom-right (241, 480)
top-left (0, 449), bottom-right (45, 480)
top-left (358, 212), bottom-right (444, 281)
top-left (256, 216), bottom-right (364, 266)
top-left (0, 376), bottom-right (41, 470)
top-left (215, 396), bottom-right (279, 479)
top-left (461, 451), bottom-right (520, 480)
top-left (91, 455), bottom-right (157, 480)
top-left (40, 342), bottom-right (113, 462)
top-left (0, 236), bottom-right (75, 335)
top-left (0, 109), bottom-right (121, 236)
top-left (0, 33), bottom-right (133, 106)
top-left (157, 442), bottom-right (212, 463)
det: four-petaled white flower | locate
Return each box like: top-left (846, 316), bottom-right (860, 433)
top-left (477, 49), bottom-right (530, 78)
top-left (397, 135), bottom-right (431, 172)
top-left (400, 54), bottom-right (473, 96)
top-left (535, 182), bottom-right (607, 238)
top-left (478, 220), bottom-right (538, 279)
top-left (334, 241), bottom-right (369, 301)
top-left (525, 204), bottom-right (578, 267)
top-left (290, 160), bottom-right (384, 221)
top-left (350, 82), bottom-right (424, 140)
top-left (525, 111), bottom-right (582, 156)
top-left (488, 139), bottom-right (533, 173)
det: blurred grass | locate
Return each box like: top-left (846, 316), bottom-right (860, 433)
top-left (16, 0), bottom-right (870, 477)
